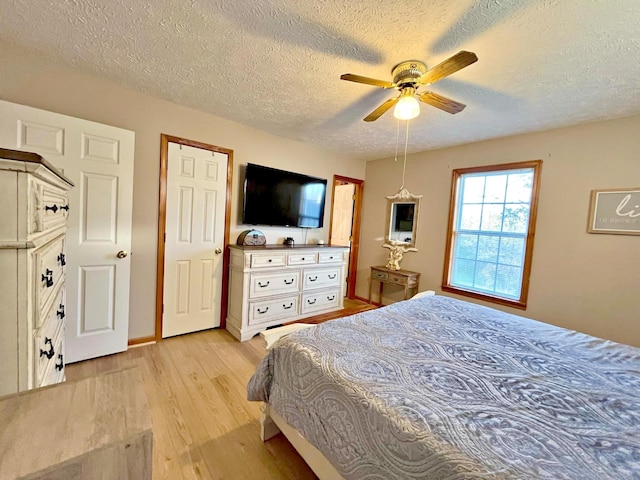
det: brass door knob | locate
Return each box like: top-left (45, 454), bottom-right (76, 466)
top-left (116, 250), bottom-right (128, 259)
top-left (215, 248), bottom-right (222, 255)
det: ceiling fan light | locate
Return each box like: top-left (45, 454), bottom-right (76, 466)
top-left (394, 95), bottom-right (420, 120)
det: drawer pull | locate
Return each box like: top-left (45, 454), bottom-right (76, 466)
top-left (45, 204), bottom-right (58, 213)
top-left (301, 257), bottom-right (305, 261)
top-left (268, 259), bottom-right (272, 263)
top-left (257, 307), bottom-right (269, 314)
top-left (328, 274), bottom-right (337, 280)
top-left (41, 269), bottom-right (54, 288)
top-left (327, 295), bottom-right (335, 301)
top-left (282, 303), bottom-right (293, 310)
top-left (283, 278), bottom-right (294, 285)
top-left (59, 204), bottom-right (69, 212)
top-left (55, 354), bottom-right (64, 371)
top-left (329, 256), bottom-right (334, 259)
top-left (57, 253), bottom-right (66, 266)
top-left (40, 337), bottom-right (55, 359)
top-left (57, 304), bottom-right (65, 319)
top-left (307, 298), bottom-right (317, 305)
top-left (258, 281), bottom-right (270, 288)
top-left (308, 275), bottom-right (318, 282)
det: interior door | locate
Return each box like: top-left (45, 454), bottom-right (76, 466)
top-left (0, 100), bottom-right (135, 363)
top-left (330, 183), bottom-right (356, 246)
top-left (162, 142), bottom-right (228, 338)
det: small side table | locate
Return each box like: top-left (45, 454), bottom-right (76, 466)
top-left (368, 265), bottom-right (420, 306)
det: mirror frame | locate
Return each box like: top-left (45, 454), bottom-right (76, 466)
top-left (385, 188), bottom-right (422, 249)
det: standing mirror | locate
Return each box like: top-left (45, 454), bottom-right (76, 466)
top-left (385, 188), bottom-right (422, 249)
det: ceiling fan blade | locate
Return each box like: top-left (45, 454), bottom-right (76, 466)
top-left (364, 97), bottom-right (399, 122)
top-left (418, 92), bottom-right (467, 114)
top-left (419, 51), bottom-right (478, 85)
top-left (340, 73), bottom-right (395, 89)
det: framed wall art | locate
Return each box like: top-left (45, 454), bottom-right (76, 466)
top-left (587, 188), bottom-right (640, 235)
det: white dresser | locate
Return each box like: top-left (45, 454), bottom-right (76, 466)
top-left (226, 245), bottom-right (349, 341)
top-left (0, 148), bottom-right (73, 396)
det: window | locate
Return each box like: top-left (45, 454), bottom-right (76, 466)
top-left (442, 160), bottom-right (542, 309)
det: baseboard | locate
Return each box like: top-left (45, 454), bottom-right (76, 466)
top-left (128, 335), bottom-right (156, 347)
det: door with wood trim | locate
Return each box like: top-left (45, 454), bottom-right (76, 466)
top-left (0, 100), bottom-right (135, 363)
top-left (329, 176), bottom-right (364, 299)
top-left (160, 138), bottom-right (231, 338)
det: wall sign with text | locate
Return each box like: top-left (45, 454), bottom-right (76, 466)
top-left (588, 188), bottom-right (640, 235)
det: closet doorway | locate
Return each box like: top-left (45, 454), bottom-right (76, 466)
top-left (329, 175), bottom-right (364, 299)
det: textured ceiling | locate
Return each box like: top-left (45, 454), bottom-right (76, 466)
top-left (1, 0), bottom-right (639, 160)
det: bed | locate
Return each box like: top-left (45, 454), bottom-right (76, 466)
top-left (247, 294), bottom-right (640, 479)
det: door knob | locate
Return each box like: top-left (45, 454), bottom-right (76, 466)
top-left (116, 250), bottom-right (128, 259)
top-left (215, 248), bottom-right (222, 255)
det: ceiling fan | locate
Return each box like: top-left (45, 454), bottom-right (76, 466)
top-left (340, 51), bottom-right (478, 122)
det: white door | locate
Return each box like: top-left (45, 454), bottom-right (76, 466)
top-left (0, 100), bottom-right (135, 363)
top-left (162, 142), bottom-right (228, 338)
top-left (330, 183), bottom-right (356, 247)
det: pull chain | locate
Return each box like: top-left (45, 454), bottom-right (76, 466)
top-left (400, 120), bottom-right (410, 190)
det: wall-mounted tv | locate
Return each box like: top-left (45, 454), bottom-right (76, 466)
top-left (242, 163), bottom-right (328, 228)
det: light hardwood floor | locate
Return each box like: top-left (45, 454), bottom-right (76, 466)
top-left (66, 330), bottom-right (316, 479)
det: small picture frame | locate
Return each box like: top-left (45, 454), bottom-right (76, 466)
top-left (587, 188), bottom-right (640, 235)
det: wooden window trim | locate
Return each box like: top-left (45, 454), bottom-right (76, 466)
top-left (441, 160), bottom-right (543, 310)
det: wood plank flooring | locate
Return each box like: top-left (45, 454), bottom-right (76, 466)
top-left (67, 330), bottom-right (315, 479)
top-left (66, 299), bottom-right (374, 480)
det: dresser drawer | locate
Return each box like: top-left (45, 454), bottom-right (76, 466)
top-left (248, 295), bottom-right (300, 326)
top-left (39, 331), bottom-right (65, 388)
top-left (30, 178), bottom-right (69, 236)
top-left (387, 273), bottom-right (409, 286)
top-left (288, 252), bottom-right (317, 265)
top-left (303, 267), bottom-right (341, 289)
top-left (250, 252), bottom-right (287, 268)
top-left (301, 288), bottom-right (341, 314)
top-left (34, 235), bottom-right (66, 315)
top-left (249, 271), bottom-right (301, 298)
top-left (34, 316), bottom-right (63, 388)
top-left (36, 283), bottom-right (66, 330)
top-left (318, 251), bottom-right (343, 263)
top-left (372, 269), bottom-right (388, 281)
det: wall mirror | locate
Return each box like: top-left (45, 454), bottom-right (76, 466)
top-left (385, 188), bottom-right (422, 249)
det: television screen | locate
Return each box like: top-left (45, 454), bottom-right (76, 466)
top-left (242, 163), bottom-right (327, 228)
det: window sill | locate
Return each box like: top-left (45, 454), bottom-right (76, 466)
top-left (441, 285), bottom-right (527, 310)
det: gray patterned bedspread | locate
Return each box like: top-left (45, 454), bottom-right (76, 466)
top-left (247, 295), bottom-right (640, 479)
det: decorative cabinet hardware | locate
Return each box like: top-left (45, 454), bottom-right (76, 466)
top-left (57, 304), bottom-right (65, 319)
top-left (116, 250), bottom-right (128, 259)
top-left (40, 338), bottom-right (55, 359)
top-left (57, 253), bottom-right (66, 266)
top-left (308, 276), bottom-right (318, 282)
top-left (41, 269), bottom-right (54, 287)
top-left (258, 281), bottom-right (270, 288)
top-left (283, 279), bottom-right (294, 285)
top-left (282, 303), bottom-right (293, 310)
top-left (257, 307), bottom-right (269, 314)
top-left (328, 274), bottom-right (337, 279)
top-left (45, 204), bottom-right (58, 213)
top-left (327, 295), bottom-right (336, 301)
top-left (307, 298), bottom-right (317, 305)
top-left (59, 204), bottom-right (69, 211)
top-left (55, 354), bottom-right (64, 371)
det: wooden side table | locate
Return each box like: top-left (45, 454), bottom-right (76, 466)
top-left (368, 266), bottom-right (420, 306)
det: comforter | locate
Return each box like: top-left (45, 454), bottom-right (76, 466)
top-left (248, 295), bottom-right (640, 479)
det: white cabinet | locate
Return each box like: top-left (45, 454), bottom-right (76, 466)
top-left (226, 245), bottom-right (349, 341)
top-left (0, 148), bottom-right (73, 396)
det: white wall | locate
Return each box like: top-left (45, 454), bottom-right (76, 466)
top-left (359, 115), bottom-right (640, 347)
top-left (0, 41), bottom-right (365, 340)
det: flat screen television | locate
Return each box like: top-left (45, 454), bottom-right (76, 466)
top-left (242, 163), bottom-right (327, 228)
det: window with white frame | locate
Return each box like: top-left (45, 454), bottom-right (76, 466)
top-left (442, 161), bottom-right (542, 308)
